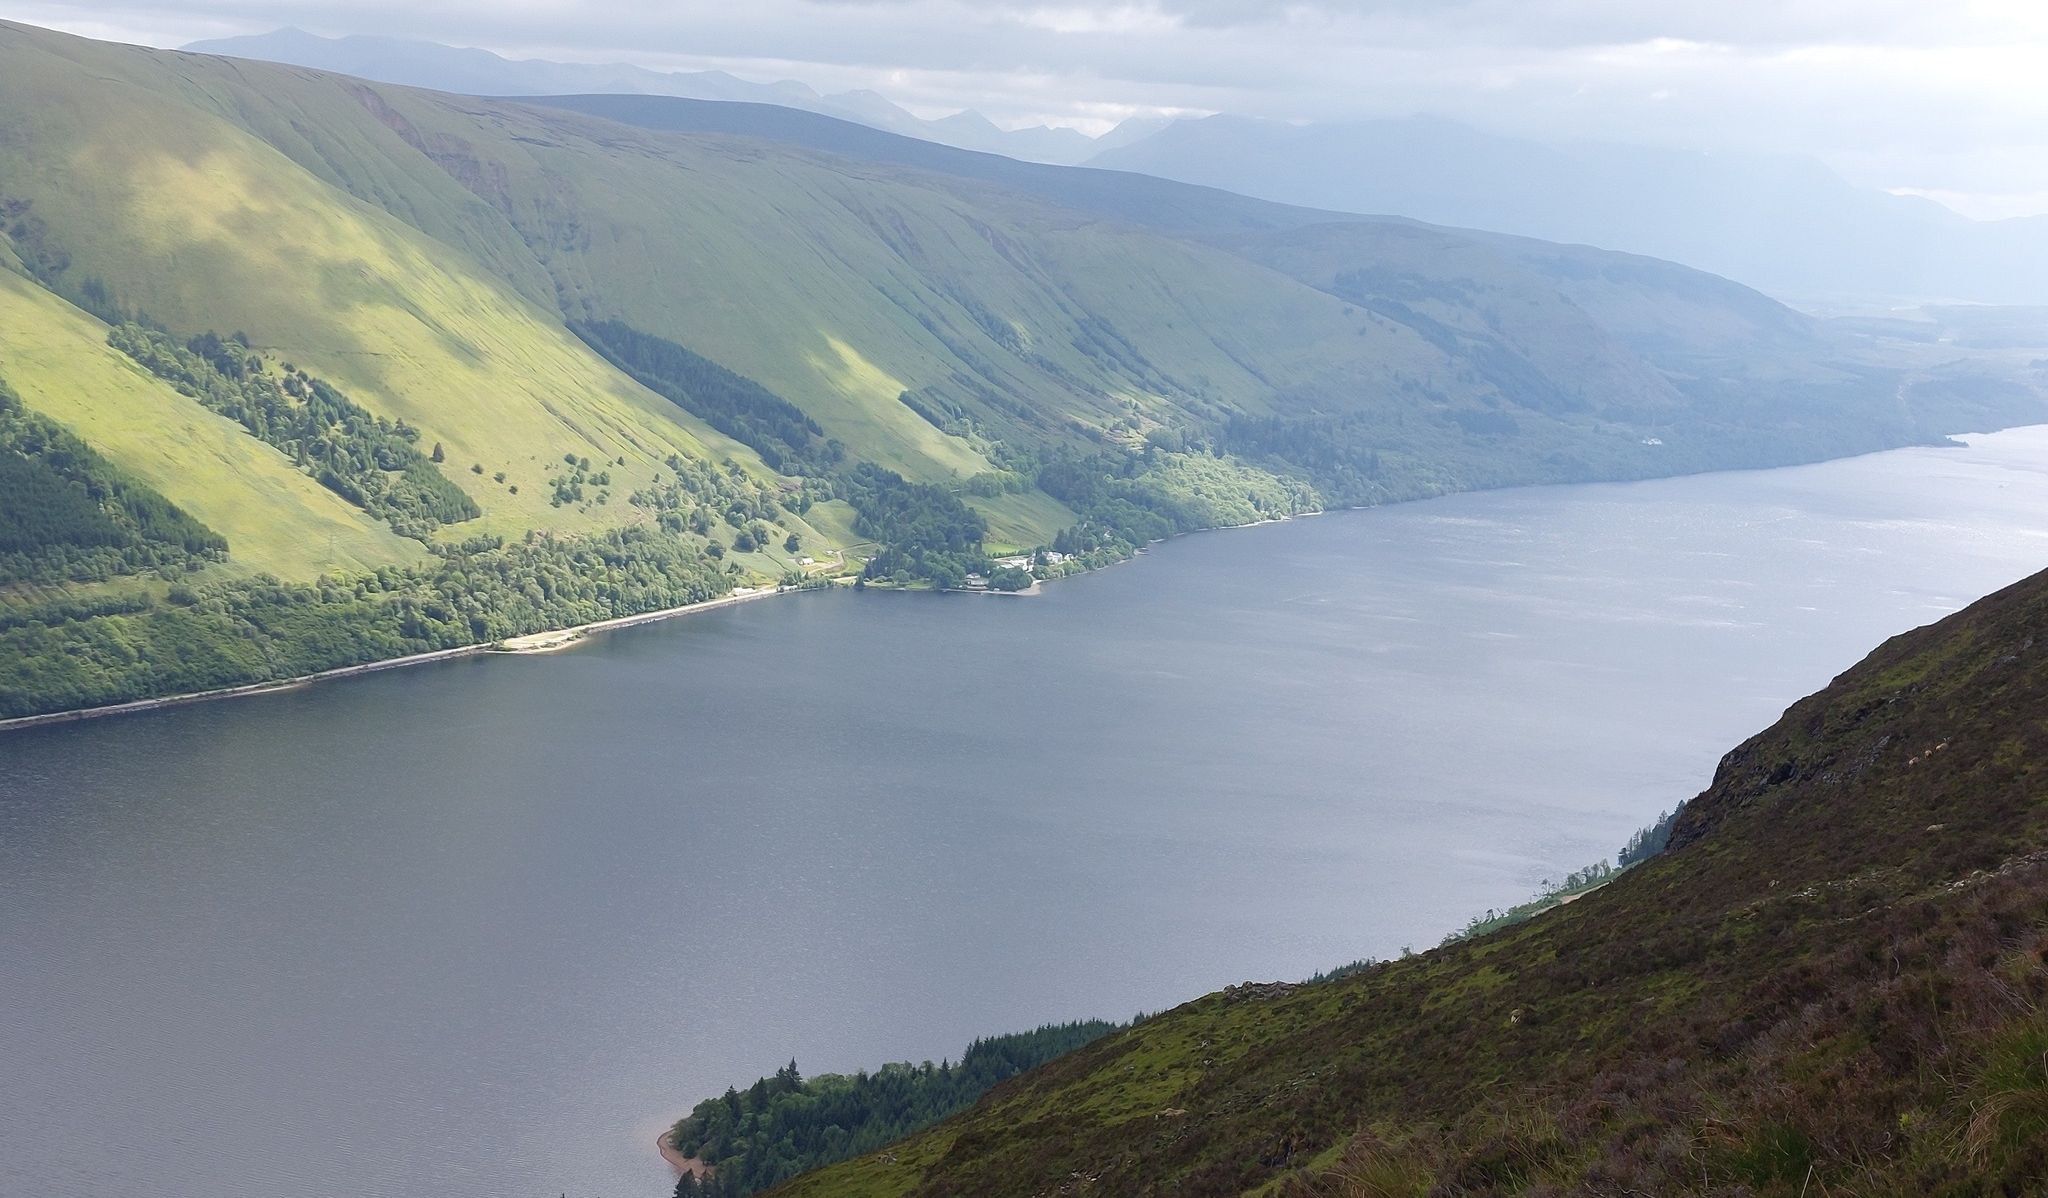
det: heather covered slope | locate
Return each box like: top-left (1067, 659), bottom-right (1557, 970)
top-left (780, 567), bottom-right (2048, 1197)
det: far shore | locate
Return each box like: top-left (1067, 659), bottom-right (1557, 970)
top-left (0, 506), bottom-right (1322, 734)
top-left (0, 585), bottom-right (790, 735)
top-left (489, 586), bottom-right (782, 655)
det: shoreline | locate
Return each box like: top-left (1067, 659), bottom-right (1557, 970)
top-left (657, 1131), bottom-right (712, 1179)
top-left (14, 425), bottom-right (2024, 736)
top-left (0, 585), bottom-right (791, 735)
top-left (488, 586), bottom-right (781, 655)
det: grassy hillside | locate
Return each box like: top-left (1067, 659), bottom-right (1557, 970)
top-left (0, 19), bottom-right (2041, 719)
top-left (5, 19), bottom-right (2033, 525)
top-left (541, 91), bottom-right (2046, 495)
top-left (779, 566), bottom-right (2048, 1197)
top-left (0, 23), bottom-right (776, 547)
top-left (214, 77), bottom-right (1455, 488)
top-left (0, 270), bottom-right (425, 582)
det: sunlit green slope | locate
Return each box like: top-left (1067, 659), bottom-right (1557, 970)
top-left (0, 21), bottom-right (776, 550)
top-left (32, 37), bottom-right (1458, 488)
top-left (9, 18), bottom-right (2031, 547)
top-left (0, 269), bottom-right (423, 580)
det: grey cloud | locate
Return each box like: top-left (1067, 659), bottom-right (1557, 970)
top-left (10, 0), bottom-right (2048, 210)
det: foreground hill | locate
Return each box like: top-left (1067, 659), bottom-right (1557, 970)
top-left (0, 20), bottom-right (2040, 718)
top-left (780, 566), bottom-right (2048, 1196)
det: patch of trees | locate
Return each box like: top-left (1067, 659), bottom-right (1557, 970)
top-left (622, 450), bottom-right (798, 548)
top-left (841, 463), bottom-right (989, 587)
top-left (1040, 447), bottom-right (1318, 564)
top-left (0, 373), bottom-right (226, 585)
top-left (956, 468), bottom-right (1029, 498)
top-left (0, 526), bottom-right (728, 719)
top-left (1619, 804), bottom-right (1683, 867)
top-left (571, 320), bottom-right (842, 476)
top-left (1449, 406), bottom-right (1523, 437)
top-left (898, 387), bottom-right (981, 440)
top-left (2, 196), bottom-right (127, 324)
top-left (1218, 412), bottom-right (1388, 508)
top-left (106, 325), bottom-right (479, 539)
top-left (548, 453), bottom-right (614, 509)
top-left (1438, 804), bottom-right (1690, 947)
top-left (629, 454), bottom-right (795, 543)
top-left (668, 1021), bottom-right (1119, 1197)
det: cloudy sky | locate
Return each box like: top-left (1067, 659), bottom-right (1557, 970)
top-left (12, 0), bottom-right (2048, 218)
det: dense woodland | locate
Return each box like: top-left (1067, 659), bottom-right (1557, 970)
top-left (1217, 412), bottom-right (1392, 508)
top-left (0, 373), bottom-right (226, 584)
top-left (669, 1022), bottom-right (1120, 1197)
top-left (107, 324), bottom-right (480, 539)
top-left (841, 463), bottom-right (991, 587)
top-left (1037, 446), bottom-right (1321, 568)
top-left (0, 527), bottom-right (728, 718)
top-left (572, 320), bottom-right (844, 476)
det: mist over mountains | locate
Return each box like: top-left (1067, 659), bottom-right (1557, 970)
top-left (184, 28), bottom-right (2048, 307)
top-left (180, 26), bottom-right (1164, 166)
top-left (1091, 115), bottom-right (2048, 307)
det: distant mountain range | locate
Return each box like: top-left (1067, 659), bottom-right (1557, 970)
top-left (184, 29), bottom-right (2048, 306)
top-left (1089, 114), bottom-right (2048, 306)
top-left (180, 27), bottom-right (1166, 166)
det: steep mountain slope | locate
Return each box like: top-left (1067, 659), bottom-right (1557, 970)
top-left (13, 19), bottom-right (1990, 530)
top-left (0, 269), bottom-right (424, 580)
top-left (181, 27), bottom-right (1116, 166)
top-left (0, 20), bottom-right (2039, 720)
top-left (0, 25), bottom-right (1407, 496)
top-left (1092, 113), bottom-right (2048, 306)
top-left (0, 23), bottom-right (774, 547)
top-left (780, 565), bottom-right (2048, 1196)
top-left (539, 93), bottom-right (2047, 480)
top-left (530, 93), bottom-right (1340, 238)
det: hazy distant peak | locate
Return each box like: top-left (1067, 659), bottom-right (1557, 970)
top-left (932, 109), bottom-right (1006, 136)
top-left (1085, 109), bottom-right (2047, 303)
top-left (181, 27), bottom-right (1109, 166)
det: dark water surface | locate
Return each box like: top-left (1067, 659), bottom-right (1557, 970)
top-left (7, 428), bottom-right (2048, 1197)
